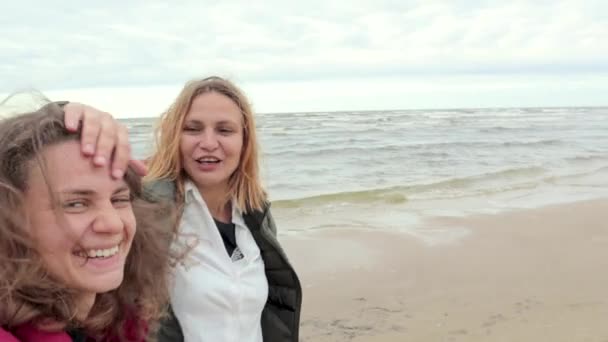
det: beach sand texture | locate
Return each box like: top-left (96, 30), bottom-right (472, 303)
top-left (279, 199), bottom-right (608, 341)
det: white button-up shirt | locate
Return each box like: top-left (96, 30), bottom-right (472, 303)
top-left (170, 181), bottom-right (268, 342)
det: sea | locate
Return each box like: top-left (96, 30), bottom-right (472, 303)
top-left (123, 107), bottom-right (608, 241)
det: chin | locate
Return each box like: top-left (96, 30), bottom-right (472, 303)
top-left (191, 175), bottom-right (229, 188)
top-left (83, 273), bottom-right (125, 294)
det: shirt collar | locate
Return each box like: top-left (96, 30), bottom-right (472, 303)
top-left (183, 180), bottom-right (199, 205)
top-left (183, 180), bottom-right (246, 227)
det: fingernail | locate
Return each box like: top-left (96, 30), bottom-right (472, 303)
top-left (113, 169), bottom-right (124, 178)
top-left (94, 156), bottom-right (106, 165)
top-left (83, 144), bottom-right (94, 154)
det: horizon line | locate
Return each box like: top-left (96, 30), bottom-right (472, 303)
top-left (117, 104), bottom-right (608, 119)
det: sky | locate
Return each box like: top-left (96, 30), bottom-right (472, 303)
top-left (1, 0), bottom-right (607, 118)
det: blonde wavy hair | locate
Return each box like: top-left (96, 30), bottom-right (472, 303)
top-left (0, 102), bottom-right (174, 340)
top-left (145, 76), bottom-right (267, 213)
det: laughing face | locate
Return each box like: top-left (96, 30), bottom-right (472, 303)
top-left (180, 91), bottom-right (244, 193)
top-left (23, 141), bottom-right (136, 295)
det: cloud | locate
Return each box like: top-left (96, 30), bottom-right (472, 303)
top-left (1, 0), bottom-right (606, 107)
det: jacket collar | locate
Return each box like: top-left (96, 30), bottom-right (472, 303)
top-left (242, 202), bottom-right (270, 231)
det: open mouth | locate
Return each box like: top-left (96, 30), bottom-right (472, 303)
top-left (73, 242), bottom-right (122, 259)
top-left (195, 156), bottom-right (221, 164)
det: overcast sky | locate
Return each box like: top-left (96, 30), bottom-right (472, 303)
top-left (1, 0), bottom-right (607, 117)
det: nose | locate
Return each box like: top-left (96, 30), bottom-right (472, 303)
top-left (91, 205), bottom-right (124, 234)
top-left (198, 129), bottom-right (219, 150)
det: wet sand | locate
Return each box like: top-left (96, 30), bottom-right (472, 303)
top-left (280, 199), bottom-right (608, 341)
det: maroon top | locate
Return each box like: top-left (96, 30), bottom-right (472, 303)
top-left (0, 317), bottom-right (147, 342)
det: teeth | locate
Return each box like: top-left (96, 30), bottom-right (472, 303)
top-left (198, 157), bottom-right (219, 162)
top-left (79, 245), bottom-right (120, 259)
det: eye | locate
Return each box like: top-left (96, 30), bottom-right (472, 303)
top-left (218, 127), bottom-right (235, 135)
top-left (62, 200), bottom-right (88, 212)
top-left (112, 196), bottom-right (132, 208)
top-left (183, 125), bottom-right (201, 133)
top-left (64, 200), bottom-right (86, 208)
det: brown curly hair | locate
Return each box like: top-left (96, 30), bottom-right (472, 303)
top-left (0, 101), bottom-right (175, 340)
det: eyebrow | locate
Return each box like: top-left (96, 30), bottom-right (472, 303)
top-left (58, 186), bottom-right (130, 196)
top-left (184, 119), bottom-right (240, 126)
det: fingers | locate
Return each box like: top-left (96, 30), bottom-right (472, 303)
top-left (62, 102), bottom-right (135, 179)
top-left (109, 124), bottom-right (132, 178)
top-left (129, 159), bottom-right (149, 177)
top-left (64, 102), bottom-right (106, 157)
top-left (92, 113), bottom-right (119, 167)
top-left (64, 103), bottom-right (96, 155)
top-left (63, 102), bottom-right (84, 132)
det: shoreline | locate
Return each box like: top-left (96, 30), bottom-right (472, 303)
top-left (274, 186), bottom-right (608, 239)
top-left (279, 198), bottom-right (608, 341)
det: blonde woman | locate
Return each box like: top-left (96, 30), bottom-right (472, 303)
top-left (62, 77), bottom-right (302, 342)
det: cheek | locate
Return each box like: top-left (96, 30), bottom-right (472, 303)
top-left (228, 136), bottom-right (244, 158)
top-left (180, 135), bottom-right (198, 151)
top-left (178, 140), bottom-right (189, 167)
top-left (36, 232), bottom-right (75, 283)
top-left (31, 215), bottom-right (78, 253)
top-left (123, 212), bottom-right (137, 241)
top-left (179, 137), bottom-right (198, 165)
top-left (37, 235), bottom-right (70, 256)
top-left (179, 136), bottom-right (189, 153)
top-left (179, 140), bottom-right (186, 156)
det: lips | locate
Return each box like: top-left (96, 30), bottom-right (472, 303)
top-left (195, 156), bottom-right (222, 164)
top-left (73, 241), bottom-right (122, 259)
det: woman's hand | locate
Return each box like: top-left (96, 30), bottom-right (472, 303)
top-left (63, 102), bottom-right (148, 178)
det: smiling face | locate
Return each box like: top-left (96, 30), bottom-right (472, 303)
top-left (23, 140), bottom-right (136, 295)
top-left (180, 91), bottom-right (244, 193)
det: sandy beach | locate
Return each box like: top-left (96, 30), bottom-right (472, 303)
top-left (279, 199), bottom-right (608, 341)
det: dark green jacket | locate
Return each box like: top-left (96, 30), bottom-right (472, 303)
top-left (147, 181), bottom-right (302, 342)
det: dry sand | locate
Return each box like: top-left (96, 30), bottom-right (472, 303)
top-left (280, 199), bottom-right (608, 341)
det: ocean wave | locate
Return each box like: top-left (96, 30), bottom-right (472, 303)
top-left (123, 122), bottom-right (155, 131)
top-left (265, 139), bottom-right (566, 158)
top-left (565, 154), bottom-right (608, 163)
top-left (544, 164), bottom-right (608, 184)
top-left (478, 126), bottom-right (530, 133)
top-left (502, 139), bottom-right (564, 147)
top-left (273, 166), bottom-right (549, 208)
top-left (273, 189), bottom-right (408, 208)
